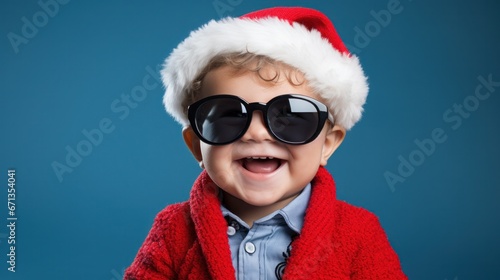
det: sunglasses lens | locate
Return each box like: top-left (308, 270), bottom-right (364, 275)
top-left (193, 98), bottom-right (248, 144)
top-left (268, 97), bottom-right (320, 144)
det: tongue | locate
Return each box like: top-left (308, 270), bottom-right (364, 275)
top-left (243, 158), bottom-right (281, 173)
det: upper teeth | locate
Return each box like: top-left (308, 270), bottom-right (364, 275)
top-left (247, 156), bottom-right (274, 160)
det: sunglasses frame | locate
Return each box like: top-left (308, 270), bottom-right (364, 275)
top-left (187, 94), bottom-right (334, 145)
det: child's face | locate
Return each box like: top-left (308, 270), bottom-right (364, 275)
top-left (183, 64), bottom-right (345, 215)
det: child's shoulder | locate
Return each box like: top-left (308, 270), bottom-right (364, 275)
top-left (333, 199), bottom-right (386, 234)
top-left (146, 202), bottom-right (194, 241)
top-left (153, 201), bottom-right (191, 225)
top-left (147, 202), bottom-right (196, 252)
top-left (335, 199), bottom-right (377, 217)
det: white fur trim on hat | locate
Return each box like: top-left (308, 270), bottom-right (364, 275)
top-left (162, 16), bottom-right (368, 130)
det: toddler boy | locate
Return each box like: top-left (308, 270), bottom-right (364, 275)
top-left (125, 6), bottom-right (407, 280)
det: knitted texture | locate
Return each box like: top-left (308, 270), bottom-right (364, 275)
top-left (124, 167), bottom-right (407, 279)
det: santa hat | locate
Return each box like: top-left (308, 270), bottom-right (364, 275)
top-left (162, 7), bottom-right (368, 130)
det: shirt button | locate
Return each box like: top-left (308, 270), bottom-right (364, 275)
top-left (244, 242), bottom-right (256, 254)
top-left (227, 226), bottom-right (236, 236)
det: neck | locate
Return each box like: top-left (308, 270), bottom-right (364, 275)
top-left (221, 190), bottom-right (299, 227)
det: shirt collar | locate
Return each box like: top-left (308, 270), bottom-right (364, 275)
top-left (277, 183), bottom-right (311, 233)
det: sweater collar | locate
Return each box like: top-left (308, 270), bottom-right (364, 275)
top-left (189, 171), bottom-right (235, 280)
top-left (283, 166), bottom-right (338, 278)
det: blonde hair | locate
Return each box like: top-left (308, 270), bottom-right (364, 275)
top-left (182, 52), bottom-right (306, 111)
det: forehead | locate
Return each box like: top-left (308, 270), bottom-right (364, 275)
top-left (199, 64), bottom-right (319, 103)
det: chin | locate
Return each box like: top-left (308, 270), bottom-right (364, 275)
top-left (243, 196), bottom-right (281, 207)
top-left (243, 188), bottom-right (300, 207)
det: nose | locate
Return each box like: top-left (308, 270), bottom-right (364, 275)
top-left (240, 111), bottom-right (274, 143)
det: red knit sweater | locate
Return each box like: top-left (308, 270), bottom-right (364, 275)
top-left (125, 167), bottom-right (407, 279)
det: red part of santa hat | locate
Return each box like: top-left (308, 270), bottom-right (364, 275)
top-left (241, 7), bottom-right (350, 55)
top-left (162, 7), bottom-right (368, 130)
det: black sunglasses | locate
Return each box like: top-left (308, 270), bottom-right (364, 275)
top-left (187, 94), bottom-right (334, 145)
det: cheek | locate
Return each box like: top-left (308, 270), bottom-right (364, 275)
top-left (200, 144), bottom-right (234, 176)
top-left (288, 141), bottom-right (325, 168)
top-left (200, 142), bottom-right (221, 157)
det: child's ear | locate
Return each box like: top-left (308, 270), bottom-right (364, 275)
top-left (320, 124), bottom-right (346, 166)
top-left (182, 126), bottom-right (203, 162)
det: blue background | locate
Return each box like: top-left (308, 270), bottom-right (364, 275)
top-left (1, 0), bottom-right (499, 279)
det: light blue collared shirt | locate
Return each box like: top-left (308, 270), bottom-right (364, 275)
top-left (220, 184), bottom-right (311, 280)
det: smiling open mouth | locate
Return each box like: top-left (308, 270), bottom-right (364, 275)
top-left (240, 157), bottom-right (283, 173)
